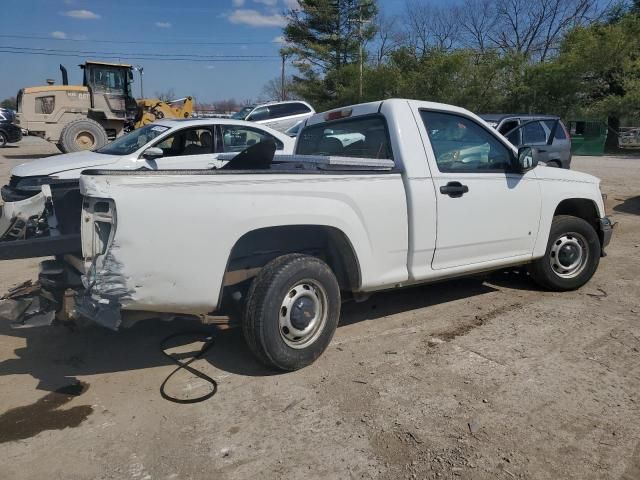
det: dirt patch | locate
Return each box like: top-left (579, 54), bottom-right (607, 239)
top-left (435, 302), bottom-right (523, 341)
top-left (0, 381), bottom-right (92, 443)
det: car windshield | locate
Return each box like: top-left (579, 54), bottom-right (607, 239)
top-left (231, 106), bottom-right (254, 120)
top-left (97, 124), bottom-right (170, 155)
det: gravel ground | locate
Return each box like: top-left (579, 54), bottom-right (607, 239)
top-left (0, 137), bottom-right (638, 480)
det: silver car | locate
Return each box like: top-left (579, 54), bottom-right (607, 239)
top-left (231, 101), bottom-right (315, 133)
top-left (480, 114), bottom-right (572, 168)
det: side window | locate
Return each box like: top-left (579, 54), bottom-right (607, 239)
top-left (421, 111), bottom-right (512, 172)
top-left (498, 120), bottom-right (521, 146)
top-left (154, 127), bottom-right (213, 156)
top-left (268, 104), bottom-right (292, 118)
top-left (220, 125), bottom-right (284, 152)
top-left (543, 120), bottom-right (567, 140)
top-left (522, 120), bottom-right (547, 144)
top-left (292, 103), bottom-right (311, 114)
top-left (247, 107), bottom-right (269, 121)
top-left (35, 96), bottom-right (55, 114)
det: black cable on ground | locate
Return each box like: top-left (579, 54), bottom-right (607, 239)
top-left (159, 331), bottom-right (217, 404)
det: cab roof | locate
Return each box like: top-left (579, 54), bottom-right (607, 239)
top-left (82, 61), bottom-right (133, 68)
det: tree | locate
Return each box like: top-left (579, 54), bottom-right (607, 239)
top-left (403, 1), bottom-right (461, 55)
top-left (283, 0), bottom-right (378, 109)
top-left (154, 89), bottom-right (176, 102)
top-left (261, 76), bottom-right (300, 102)
top-left (1, 97), bottom-right (17, 110)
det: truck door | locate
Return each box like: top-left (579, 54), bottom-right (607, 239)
top-left (420, 110), bottom-right (541, 270)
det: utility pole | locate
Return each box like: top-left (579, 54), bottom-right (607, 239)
top-left (358, 3), bottom-right (363, 100)
top-left (135, 65), bottom-right (144, 99)
top-left (281, 53), bottom-right (287, 101)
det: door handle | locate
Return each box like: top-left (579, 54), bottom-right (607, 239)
top-left (440, 181), bottom-right (469, 198)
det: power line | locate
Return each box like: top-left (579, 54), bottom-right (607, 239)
top-left (0, 33), bottom-right (275, 46)
top-left (0, 50), bottom-right (279, 63)
top-left (0, 45), bottom-right (280, 59)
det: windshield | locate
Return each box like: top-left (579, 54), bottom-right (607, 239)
top-left (97, 124), bottom-right (170, 155)
top-left (231, 106), bottom-right (254, 120)
top-left (88, 65), bottom-right (128, 94)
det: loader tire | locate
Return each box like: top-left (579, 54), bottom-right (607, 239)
top-left (60, 118), bottom-right (108, 153)
top-left (243, 254), bottom-right (341, 371)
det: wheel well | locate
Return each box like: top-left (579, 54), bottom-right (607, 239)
top-left (224, 225), bottom-right (361, 292)
top-left (554, 198), bottom-right (599, 229)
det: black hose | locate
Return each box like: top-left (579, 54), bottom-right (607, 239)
top-left (159, 331), bottom-right (217, 404)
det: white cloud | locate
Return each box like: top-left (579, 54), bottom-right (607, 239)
top-left (228, 9), bottom-right (286, 27)
top-left (62, 9), bottom-right (101, 20)
top-left (155, 21), bottom-right (172, 28)
top-left (254, 0), bottom-right (278, 6)
top-left (272, 35), bottom-right (285, 43)
top-left (206, 65), bottom-right (216, 70)
top-left (232, 0), bottom-right (245, 6)
top-left (282, 0), bottom-right (299, 9)
top-left (51, 31), bottom-right (67, 39)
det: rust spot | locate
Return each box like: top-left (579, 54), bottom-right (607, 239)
top-left (0, 381), bottom-right (93, 444)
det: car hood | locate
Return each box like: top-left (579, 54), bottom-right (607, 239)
top-left (11, 151), bottom-right (121, 177)
top-left (536, 165), bottom-right (599, 184)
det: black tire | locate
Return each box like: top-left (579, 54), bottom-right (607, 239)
top-left (528, 215), bottom-right (601, 291)
top-left (59, 118), bottom-right (108, 153)
top-left (0, 131), bottom-right (7, 148)
top-left (243, 254), bottom-right (341, 371)
top-left (547, 160), bottom-right (561, 168)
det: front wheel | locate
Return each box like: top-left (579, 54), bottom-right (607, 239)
top-left (528, 215), bottom-right (601, 291)
top-left (242, 254), bottom-right (341, 371)
top-left (0, 131), bottom-right (7, 148)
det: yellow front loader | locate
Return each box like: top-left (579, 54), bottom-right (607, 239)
top-left (16, 62), bottom-right (194, 152)
top-left (134, 97), bottom-right (193, 129)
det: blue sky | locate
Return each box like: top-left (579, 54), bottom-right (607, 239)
top-left (0, 0), bottom-right (407, 104)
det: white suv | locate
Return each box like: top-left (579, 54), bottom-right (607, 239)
top-left (231, 101), bottom-right (315, 132)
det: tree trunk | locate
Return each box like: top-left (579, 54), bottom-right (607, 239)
top-left (605, 116), bottom-right (620, 152)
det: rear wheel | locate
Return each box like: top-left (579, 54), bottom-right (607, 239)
top-left (242, 254), bottom-right (341, 371)
top-left (547, 160), bottom-right (561, 168)
top-left (528, 215), bottom-right (601, 291)
top-left (59, 118), bottom-right (108, 153)
top-left (0, 131), bottom-right (7, 148)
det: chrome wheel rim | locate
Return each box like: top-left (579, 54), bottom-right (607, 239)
top-left (549, 232), bottom-right (588, 279)
top-left (279, 280), bottom-right (328, 349)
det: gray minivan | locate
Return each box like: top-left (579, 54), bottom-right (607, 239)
top-left (480, 114), bottom-right (572, 168)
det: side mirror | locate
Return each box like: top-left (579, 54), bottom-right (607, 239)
top-left (515, 146), bottom-right (538, 173)
top-left (142, 147), bottom-right (163, 159)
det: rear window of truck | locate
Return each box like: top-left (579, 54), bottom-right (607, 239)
top-left (296, 115), bottom-right (393, 160)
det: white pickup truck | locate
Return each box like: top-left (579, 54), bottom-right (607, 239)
top-left (33, 99), bottom-right (613, 370)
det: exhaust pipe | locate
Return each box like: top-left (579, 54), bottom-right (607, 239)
top-left (60, 64), bottom-right (68, 85)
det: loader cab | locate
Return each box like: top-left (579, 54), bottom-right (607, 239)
top-left (81, 61), bottom-right (138, 121)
